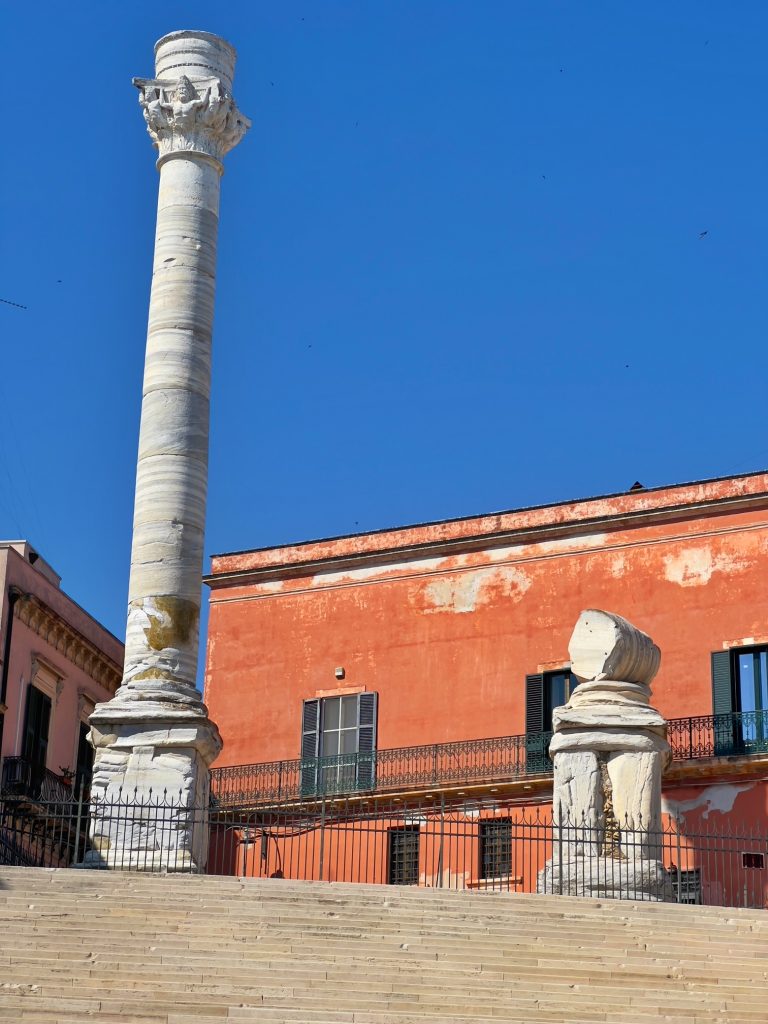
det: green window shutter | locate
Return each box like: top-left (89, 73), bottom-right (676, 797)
top-left (22, 684), bottom-right (35, 763)
top-left (525, 674), bottom-right (545, 734)
top-left (356, 692), bottom-right (378, 791)
top-left (711, 651), bottom-right (733, 715)
top-left (300, 698), bottom-right (320, 797)
top-left (23, 685), bottom-right (51, 769)
top-left (38, 693), bottom-right (50, 768)
top-left (22, 685), bottom-right (51, 798)
top-left (711, 651), bottom-right (736, 756)
top-left (525, 673), bottom-right (549, 772)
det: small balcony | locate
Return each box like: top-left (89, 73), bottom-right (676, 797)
top-left (210, 709), bottom-right (768, 808)
top-left (0, 756), bottom-right (77, 805)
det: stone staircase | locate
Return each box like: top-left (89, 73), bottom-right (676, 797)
top-left (0, 868), bottom-right (766, 1023)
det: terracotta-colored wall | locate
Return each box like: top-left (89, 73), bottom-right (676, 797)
top-left (206, 783), bottom-right (767, 907)
top-left (204, 474), bottom-right (768, 769)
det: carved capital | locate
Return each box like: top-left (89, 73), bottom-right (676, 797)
top-left (134, 75), bottom-right (250, 165)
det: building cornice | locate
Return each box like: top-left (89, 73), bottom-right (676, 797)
top-left (206, 481), bottom-right (768, 590)
top-left (15, 594), bottom-right (122, 696)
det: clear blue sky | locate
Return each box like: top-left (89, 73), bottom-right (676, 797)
top-left (1, 2), bottom-right (766, 651)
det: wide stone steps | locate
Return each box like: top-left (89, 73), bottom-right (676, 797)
top-left (0, 869), bottom-right (766, 1023)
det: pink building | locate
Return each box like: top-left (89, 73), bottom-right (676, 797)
top-left (0, 541), bottom-right (123, 801)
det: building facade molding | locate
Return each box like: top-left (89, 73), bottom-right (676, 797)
top-left (15, 596), bottom-right (121, 696)
top-left (206, 476), bottom-right (768, 591)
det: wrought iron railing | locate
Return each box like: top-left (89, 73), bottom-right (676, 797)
top-left (666, 710), bottom-right (768, 760)
top-left (0, 756), bottom-right (75, 804)
top-left (1, 788), bottom-right (767, 909)
top-left (210, 709), bottom-right (768, 807)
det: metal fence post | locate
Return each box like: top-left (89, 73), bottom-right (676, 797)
top-left (72, 775), bottom-right (85, 866)
top-left (437, 793), bottom-right (445, 888)
top-left (318, 797), bottom-right (327, 881)
top-left (675, 820), bottom-right (682, 903)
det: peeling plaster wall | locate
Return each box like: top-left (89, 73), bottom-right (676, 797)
top-left (204, 475), bottom-right (768, 770)
top-left (662, 779), bottom-right (768, 831)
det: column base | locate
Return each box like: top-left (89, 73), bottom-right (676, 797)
top-left (538, 855), bottom-right (674, 902)
top-left (82, 699), bottom-right (222, 872)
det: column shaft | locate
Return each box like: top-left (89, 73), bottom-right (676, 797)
top-left (123, 156), bottom-right (221, 699)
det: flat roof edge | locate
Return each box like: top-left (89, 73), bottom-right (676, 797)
top-left (209, 468), bottom-right (768, 563)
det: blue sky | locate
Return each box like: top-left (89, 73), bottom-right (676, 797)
top-left (1, 2), bottom-right (766, 650)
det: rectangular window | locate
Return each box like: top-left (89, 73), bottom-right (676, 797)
top-left (479, 818), bottom-right (512, 878)
top-left (300, 693), bottom-right (378, 797)
top-left (742, 852), bottom-right (765, 870)
top-left (712, 646), bottom-right (768, 754)
top-left (22, 685), bottom-right (52, 796)
top-left (388, 827), bottom-right (420, 885)
top-left (75, 722), bottom-right (94, 792)
top-left (525, 670), bottom-right (577, 772)
top-left (736, 648), bottom-right (768, 718)
top-left (671, 868), bottom-right (701, 905)
top-left (543, 670), bottom-right (578, 727)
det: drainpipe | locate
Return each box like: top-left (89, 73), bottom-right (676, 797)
top-left (0, 586), bottom-right (23, 763)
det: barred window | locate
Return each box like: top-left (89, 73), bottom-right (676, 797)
top-left (479, 818), bottom-right (512, 878)
top-left (671, 868), bottom-right (701, 904)
top-left (388, 827), bottom-right (420, 886)
top-left (742, 852), bottom-right (765, 869)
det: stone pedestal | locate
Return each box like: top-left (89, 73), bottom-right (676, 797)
top-left (85, 30), bottom-right (249, 871)
top-left (538, 610), bottom-right (673, 901)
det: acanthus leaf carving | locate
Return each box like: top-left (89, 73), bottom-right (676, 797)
top-left (134, 75), bottom-right (250, 164)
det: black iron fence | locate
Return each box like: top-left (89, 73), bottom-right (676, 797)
top-left (210, 709), bottom-right (768, 806)
top-left (1, 788), bottom-right (766, 910)
top-left (1, 756), bottom-right (76, 804)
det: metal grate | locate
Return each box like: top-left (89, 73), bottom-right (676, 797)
top-left (671, 868), bottom-right (702, 904)
top-left (743, 852), bottom-right (765, 869)
top-left (479, 818), bottom-right (512, 878)
top-left (388, 826), bottom-right (420, 886)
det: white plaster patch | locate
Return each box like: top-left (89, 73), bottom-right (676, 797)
top-left (424, 565), bottom-right (531, 614)
top-left (255, 580), bottom-right (284, 594)
top-left (532, 533), bottom-right (608, 556)
top-left (662, 547), bottom-right (750, 588)
top-left (318, 556), bottom-right (445, 586)
top-left (662, 782), bottom-right (755, 821)
top-left (608, 552), bottom-right (627, 578)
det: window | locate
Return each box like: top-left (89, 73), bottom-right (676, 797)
top-left (75, 722), bottom-right (94, 793)
top-left (711, 646), bottom-right (768, 754)
top-left (22, 685), bottom-right (52, 797)
top-left (388, 827), bottom-right (420, 885)
top-left (543, 670), bottom-right (578, 727)
top-left (742, 852), bottom-right (765, 870)
top-left (479, 818), bottom-right (512, 878)
top-left (300, 692), bottom-right (378, 796)
top-left (525, 670), bottom-right (578, 771)
top-left (671, 867), bottom-right (701, 905)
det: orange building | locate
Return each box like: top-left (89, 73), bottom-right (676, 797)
top-left (203, 472), bottom-right (768, 899)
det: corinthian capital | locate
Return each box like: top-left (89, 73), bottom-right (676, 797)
top-left (134, 75), bottom-right (251, 164)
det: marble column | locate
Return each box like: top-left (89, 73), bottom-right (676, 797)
top-left (85, 31), bottom-right (250, 870)
top-left (538, 610), bottom-right (674, 901)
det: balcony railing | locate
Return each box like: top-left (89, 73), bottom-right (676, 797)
top-left (0, 756), bottom-right (75, 805)
top-left (210, 709), bottom-right (768, 807)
